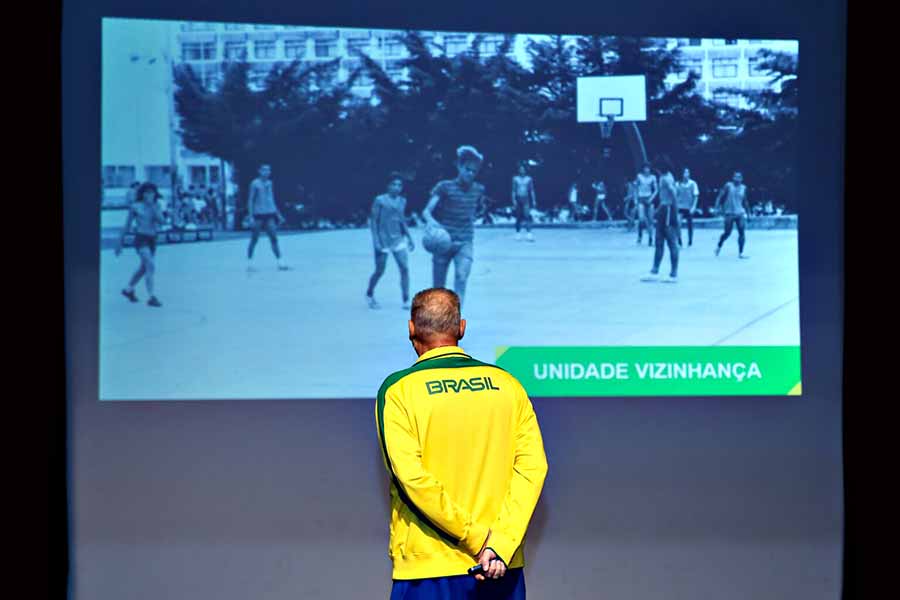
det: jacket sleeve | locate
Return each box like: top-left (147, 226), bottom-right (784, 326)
top-left (379, 383), bottom-right (491, 557)
top-left (487, 381), bottom-right (548, 563)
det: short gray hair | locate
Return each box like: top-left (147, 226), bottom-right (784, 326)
top-left (411, 288), bottom-right (461, 341)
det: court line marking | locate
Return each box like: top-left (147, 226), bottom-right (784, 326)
top-left (712, 297), bottom-right (799, 346)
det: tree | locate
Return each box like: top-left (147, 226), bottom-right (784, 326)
top-left (707, 50), bottom-right (799, 211)
top-left (173, 58), bottom-right (350, 229)
top-left (353, 31), bottom-right (534, 215)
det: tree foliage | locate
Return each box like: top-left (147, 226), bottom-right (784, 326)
top-left (173, 35), bottom-right (799, 228)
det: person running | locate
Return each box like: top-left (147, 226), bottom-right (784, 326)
top-left (423, 145), bottom-right (486, 308)
top-left (591, 178), bottom-right (612, 221)
top-left (675, 168), bottom-right (700, 247)
top-left (367, 173), bottom-right (416, 310)
top-left (247, 163), bottom-right (289, 272)
top-left (116, 182), bottom-right (165, 307)
top-left (641, 157), bottom-right (680, 283)
top-left (713, 171), bottom-right (751, 259)
top-left (635, 164), bottom-right (657, 246)
top-left (511, 164), bottom-right (536, 242)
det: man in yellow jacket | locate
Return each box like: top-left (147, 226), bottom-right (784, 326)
top-left (376, 287), bottom-right (548, 600)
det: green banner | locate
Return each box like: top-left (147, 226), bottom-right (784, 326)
top-left (495, 346), bottom-right (802, 397)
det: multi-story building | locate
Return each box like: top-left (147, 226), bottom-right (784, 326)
top-left (662, 38), bottom-right (799, 109)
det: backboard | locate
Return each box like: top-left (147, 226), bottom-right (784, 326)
top-left (576, 75), bottom-right (647, 123)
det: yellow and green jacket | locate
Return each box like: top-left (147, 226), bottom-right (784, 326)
top-left (375, 345), bottom-right (548, 580)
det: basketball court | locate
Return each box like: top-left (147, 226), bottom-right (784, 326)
top-left (99, 225), bottom-right (799, 399)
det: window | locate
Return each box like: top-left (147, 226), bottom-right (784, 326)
top-left (145, 166), bottom-right (171, 188)
top-left (209, 166), bottom-right (220, 185)
top-left (385, 63), bottom-right (404, 79)
top-left (712, 58), bottom-right (738, 78)
top-left (182, 42), bottom-right (215, 61)
top-left (382, 39), bottom-right (403, 57)
top-left (103, 166), bottom-right (136, 188)
top-left (445, 35), bottom-right (469, 55)
top-left (343, 59), bottom-right (361, 79)
top-left (225, 42), bottom-right (247, 60)
top-left (182, 22), bottom-right (215, 32)
top-left (284, 40), bottom-right (305, 59)
top-left (182, 43), bottom-right (203, 61)
top-left (347, 38), bottom-right (370, 55)
top-left (197, 63), bottom-right (222, 89)
top-left (190, 166), bottom-right (208, 187)
top-left (254, 41), bottom-right (276, 59)
top-left (748, 55), bottom-right (769, 76)
top-left (688, 38), bottom-right (703, 46)
top-left (248, 65), bottom-right (269, 89)
top-left (354, 72), bottom-right (374, 86)
top-left (315, 40), bottom-right (336, 58)
top-left (681, 57), bottom-right (703, 77)
top-left (713, 90), bottom-right (741, 108)
top-left (479, 37), bottom-right (503, 55)
top-left (725, 39), bottom-right (738, 45)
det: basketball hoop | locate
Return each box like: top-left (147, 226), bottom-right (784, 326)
top-left (600, 115), bottom-right (615, 139)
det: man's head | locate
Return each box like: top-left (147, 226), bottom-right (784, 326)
top-left (408, 288), bottom-right (466, 355)
top-left (518, 163), bottom-right (527, 176)
top-left (387, 172), bottom-right (404, 196)
top-left (641, 163), bottom-right (652, 175)
top-left (136, 182), bottom-right (161, 204)
top-left (683, 168), bottom-right (691, 180)
top-left (259, 164), bottom-right (272, 179)
top-left (732, 171), bottom-right (743, 184)
top-left (455, 145), bottom-right (483, 187)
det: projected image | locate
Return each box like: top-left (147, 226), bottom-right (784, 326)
top-left (101, 18), bottom-right (800, 399)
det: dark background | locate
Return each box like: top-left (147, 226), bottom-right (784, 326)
top-left (61, 0), bottom-right (847, 598)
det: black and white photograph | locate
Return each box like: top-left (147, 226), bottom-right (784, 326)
top-left (101, 18), bottom-right (800, 399)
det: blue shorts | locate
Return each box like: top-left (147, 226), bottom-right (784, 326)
top-left (390, 568), bottom-right (525, 600)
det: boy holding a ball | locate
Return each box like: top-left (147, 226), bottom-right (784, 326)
top-left (422, 146), bottom-right (486, 308)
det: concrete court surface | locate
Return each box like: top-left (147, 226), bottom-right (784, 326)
top-left (99, 226), bottom-right (800, 399)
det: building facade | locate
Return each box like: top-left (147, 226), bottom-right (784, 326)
top-left (663, 37), bottom-right (799, 109)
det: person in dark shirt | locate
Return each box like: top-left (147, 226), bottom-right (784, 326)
top-left (423, 146), bottom-right (485, 308)
top-left (641, 156), bottom-right (680, 283)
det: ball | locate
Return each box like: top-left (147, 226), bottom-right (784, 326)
top-left (422, 224), bottom-right (453, 255)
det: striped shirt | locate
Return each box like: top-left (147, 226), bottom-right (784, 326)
top-left (249, 177), bottom-right (277, 215)
top-left (431, 179), bottom-right (484, 243)
top-left (371, 194), bottom-right (407, 250)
